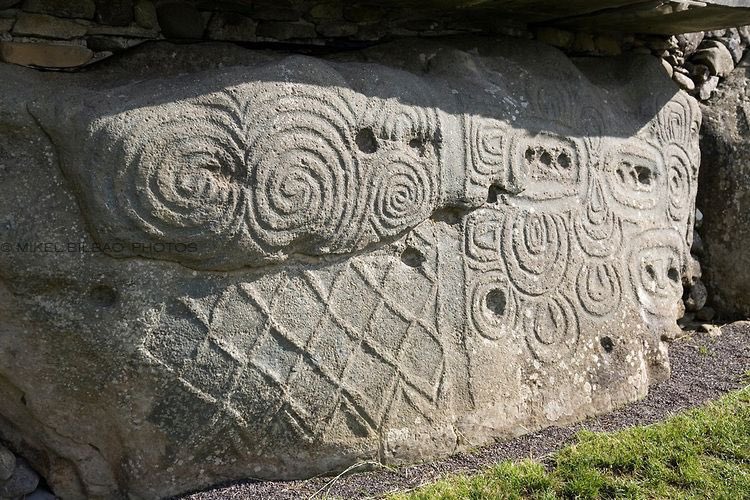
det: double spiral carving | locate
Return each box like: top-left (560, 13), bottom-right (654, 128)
top-left (95, 74), bottom-right (442, 268)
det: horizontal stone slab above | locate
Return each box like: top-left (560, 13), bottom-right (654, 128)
top-left (391, 0), bottom-right (750, 34)
top-left (548, 1), bottom-right (750, 35)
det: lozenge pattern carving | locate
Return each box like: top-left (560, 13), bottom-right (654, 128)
top-left (141, 224), bottom-right (448, 448)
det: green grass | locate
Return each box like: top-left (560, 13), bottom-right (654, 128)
top-left (392, 386), bottom-right (750, 500)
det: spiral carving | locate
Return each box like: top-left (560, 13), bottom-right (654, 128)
top-left (370, 151), bottom-right (438, 238)
top-left (576, 261), bottom-right (622, 317)
top-left (245, 90), bottom-right (360, 252)
top-left (502, 210), bottom-right (569, 296)
top-left (115, 97), bottom-right (248, 248)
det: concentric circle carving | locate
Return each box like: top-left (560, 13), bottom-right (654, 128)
top-left (502, 210), bottom-right (569, 296)
top-left (469, 117), bottom-right (507, 176)
top-left (468, 271), bottom-right (515, 340)
top-left (116, 99), bottom-right (248, 246)
top-left (664, 144), bottom-right (693, 223)
top-left (522, 294), bottom-right (579, 363)
top-left (574, 176), bottom-right (622, 258)
top-left (576, 261), bottom-right (622, 317)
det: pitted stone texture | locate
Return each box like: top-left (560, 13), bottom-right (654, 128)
top-left (698, 56), bottom-right (750, 318)
top-left (0, 39), bottom-right (700, 499)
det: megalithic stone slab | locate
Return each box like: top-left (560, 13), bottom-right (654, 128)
top-left (0, 38), bottom-right (700, 499)
top-left (698, 57), bottom-right (750, 318)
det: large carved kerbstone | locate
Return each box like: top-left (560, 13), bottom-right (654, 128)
top-left (0, 39), bottom-right (700, 499)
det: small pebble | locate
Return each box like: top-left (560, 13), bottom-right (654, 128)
top-left (699, 323), bottom-right (722, 337)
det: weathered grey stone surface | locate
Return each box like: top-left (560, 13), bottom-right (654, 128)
top-left (0, 38), bottom-right (700, 499)
top-left (698, 56), bottom-right (750, 318)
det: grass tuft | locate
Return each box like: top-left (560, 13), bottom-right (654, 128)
top-left (392, 387), bottom-right (750, 499)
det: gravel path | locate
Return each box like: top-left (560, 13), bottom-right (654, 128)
top-left (179, 322), bottom-right (750, 500)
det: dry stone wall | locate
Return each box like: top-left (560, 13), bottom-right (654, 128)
top-left (0, 37), bottom-right (701, 499)
top-left (2, 0), bottom-right (750, 71)
top-left (0, 0), bottom-right (511, 69)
